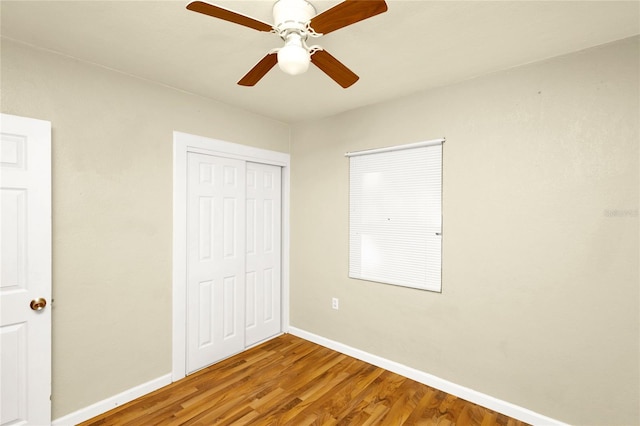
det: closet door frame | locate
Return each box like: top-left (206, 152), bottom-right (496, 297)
top-left (172, 131), bottom-right (290, 382)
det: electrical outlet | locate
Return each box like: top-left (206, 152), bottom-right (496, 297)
top-left (332, 297), bottom-right (339, 310)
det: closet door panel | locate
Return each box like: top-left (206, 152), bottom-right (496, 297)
top-left (187, 153), bottom-right (246, 373)
top-left (245, 162), bottom-right (282, 346)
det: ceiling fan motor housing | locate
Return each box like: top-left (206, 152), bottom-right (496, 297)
top-left (273, 0), bottom-right (317, 35)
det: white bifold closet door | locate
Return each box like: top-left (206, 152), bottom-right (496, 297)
top-left (186, 153), bottom-right (281, 374)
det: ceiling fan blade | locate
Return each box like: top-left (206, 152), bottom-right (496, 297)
top-left (186, 1), bottom-right (273, 32)
top-left (311, 50), bottom-right (359, 88)
top-left (238, 53), bottom-right (278, 86)
top-left (309, 0), bottom-right (388, 35)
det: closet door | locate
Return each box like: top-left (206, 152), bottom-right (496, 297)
top-left (245, 162), bottom-right (282, 346)
top-left (187, 153), bottom-right (246, 373)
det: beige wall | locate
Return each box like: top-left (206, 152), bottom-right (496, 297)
top-left (290, 36), bottom-right (639, 425)
top-left (0, 39), bottom-right (290, 419)
top-left (2, 33), bottom-right (638, 425)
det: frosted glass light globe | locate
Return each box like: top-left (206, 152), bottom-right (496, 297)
top-left (277, 44), bottom-right (310, 75)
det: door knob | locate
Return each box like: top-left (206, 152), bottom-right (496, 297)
top-left (30, 298), bottom-right (47, 311)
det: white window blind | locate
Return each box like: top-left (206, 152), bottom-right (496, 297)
top-left (347, 140), bottom-right (443, 292)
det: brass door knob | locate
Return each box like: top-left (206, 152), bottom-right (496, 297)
top-left (30, 298), bottom-right (47, 311)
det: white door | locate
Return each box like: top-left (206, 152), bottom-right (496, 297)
top-left (186, 153), bottom-right (246, 373)
top-left (245, 162), bottom-right (281, 347)
top-left (0, 114), bottom-right (52, 426)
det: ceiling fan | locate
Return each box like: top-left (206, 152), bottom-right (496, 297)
top-left (186, 0), bottom-right (388, 88)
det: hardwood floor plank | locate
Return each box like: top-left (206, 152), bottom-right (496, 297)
top-left (361, 403), bottom-right (390, 426)
top-left (332, 364), bottom-right (386, 424)
top-left (381, 376), bottom-right (425, 425)
top-left (79, 334), bottom-right (531, 426)
top-left (272, 373), bottom-right (349, 424)
top-left (480, 411), bottom-right (499, 426)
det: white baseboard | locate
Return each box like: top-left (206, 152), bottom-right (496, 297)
top-left (288, 327), bottom-right (566, 426)
top-left (52, 374), bottom-right (172, 426)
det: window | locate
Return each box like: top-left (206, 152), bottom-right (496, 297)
top-left (347, 139), bottom-right (443, 292)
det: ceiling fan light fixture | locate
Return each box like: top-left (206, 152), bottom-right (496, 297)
top-left (277, 33), bottom-right (310, 75)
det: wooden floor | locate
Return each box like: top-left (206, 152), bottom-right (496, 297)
top-left (80, 334), bottom-right (530, 426)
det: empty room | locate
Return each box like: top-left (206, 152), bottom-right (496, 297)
top-left (0, 1), bottom-right (638, 425)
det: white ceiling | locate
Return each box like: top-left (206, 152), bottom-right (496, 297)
top-left (1, 0), bottom-right (638, 123)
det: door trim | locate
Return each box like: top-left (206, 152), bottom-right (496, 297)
top-left (172, 131), bottom-right (290, 382)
